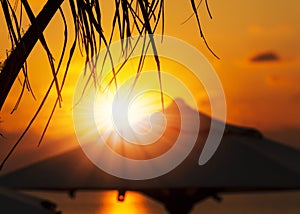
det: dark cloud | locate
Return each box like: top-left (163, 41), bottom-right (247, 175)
top-left (250, 52), bottom-right (280, 62)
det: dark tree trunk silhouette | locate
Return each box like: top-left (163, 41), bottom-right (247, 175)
top-left (0, 0), bottom-right (64, 110)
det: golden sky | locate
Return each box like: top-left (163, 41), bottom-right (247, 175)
top-left (0, 0), bottom-right (300, 171)
top-left (0, 1), bottom-right (300, 214)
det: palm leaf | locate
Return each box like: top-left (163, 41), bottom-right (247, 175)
top-left (0, 0), bottom-right (217, 168)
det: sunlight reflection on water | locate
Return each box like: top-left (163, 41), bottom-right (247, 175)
top-left (27, 190), bottom-right (166, 214)
top-left (95, 191), bottom-right (155, 214)
top-left (25, 190), bottom-right (300, 214)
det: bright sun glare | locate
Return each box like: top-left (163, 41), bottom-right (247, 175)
top-left (74, 55), bottom-right (193, 150)
top-left (93, 90), bottom-right (167, 140)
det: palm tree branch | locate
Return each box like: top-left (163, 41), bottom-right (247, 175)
top-left (0, 0), bottom-right (64, 110)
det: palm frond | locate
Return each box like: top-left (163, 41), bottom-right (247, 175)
top-left (0, 0), bottom-right (65, 110)
top-left (0, 0), bottom-right (217, 169)
top-left (190, 0), bottom-right (219, 59)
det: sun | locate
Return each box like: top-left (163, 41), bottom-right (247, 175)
top-left (93, 90), bottom-right (167, 143)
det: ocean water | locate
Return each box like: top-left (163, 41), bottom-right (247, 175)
top-left (26, 190), bottom-right (300, 214)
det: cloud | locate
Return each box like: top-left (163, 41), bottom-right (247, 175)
top-left (250, 52), bottom-right (280, 62)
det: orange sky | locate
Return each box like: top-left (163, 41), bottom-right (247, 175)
top-left (0, 0), bottom-right (300, 170)
top-left (0, 1), bottom-right (300, 214)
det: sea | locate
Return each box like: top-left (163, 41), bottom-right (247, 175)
top-left (27, 190), bottom-right (300, 214)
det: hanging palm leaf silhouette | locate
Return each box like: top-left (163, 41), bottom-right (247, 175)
top-left (0, 0), bottom-right (217, 169)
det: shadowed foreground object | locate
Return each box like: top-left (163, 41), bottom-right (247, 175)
top-left (0, 187), bottom-right (60, 213)
top-left (0, 101), bottom-right (299, 214)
